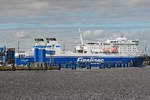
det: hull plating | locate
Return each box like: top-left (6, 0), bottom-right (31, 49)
top-left (15, 56), bottom-right (146, 68)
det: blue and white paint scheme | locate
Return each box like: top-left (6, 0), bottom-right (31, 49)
top-left (15, 31), bottom-right (147, 68)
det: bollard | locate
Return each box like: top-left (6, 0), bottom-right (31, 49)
top-left (12, 64), bottom-right (16, 71)
top-left (58, 64), bottom-right (61, 70)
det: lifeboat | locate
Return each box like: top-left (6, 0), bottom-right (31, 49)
top-left (111, 49), bottom-right (118, 53)
top-left (103, 49), bottom-right (110, 53)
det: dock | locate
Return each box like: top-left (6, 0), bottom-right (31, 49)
top-left (143, 56), bottom-right (150, 65)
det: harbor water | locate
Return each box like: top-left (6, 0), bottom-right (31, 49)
top-left (0, 66), bottom-right (150, 100)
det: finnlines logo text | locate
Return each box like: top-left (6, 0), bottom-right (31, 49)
top-left (77, 57), bottom-right (104, 63)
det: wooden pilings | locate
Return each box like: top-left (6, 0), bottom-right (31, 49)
top-left (0, 61), bottom-right (137, 71)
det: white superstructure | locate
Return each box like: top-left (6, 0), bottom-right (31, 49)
top-left (15, 34), bottom-right (145, 57)
top-left (74, 36), bottom-right (144, 56)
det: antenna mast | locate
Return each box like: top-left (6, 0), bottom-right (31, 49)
top-left (17, 40), bottom-right (20, 53)
top-left (144, 46), bottom-right (147, 54)
top-left (79, 28), bottom-right (84, 45)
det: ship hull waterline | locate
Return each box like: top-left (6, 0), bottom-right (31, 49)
top-left (15, 56), bottom-right (146, 68)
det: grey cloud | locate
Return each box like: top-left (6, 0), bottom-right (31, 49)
top-left (15, 31), bottom-right (31, 39)
top-left (0, 0), bottom-right (150, 17)
top-left (0, 0), bottom-right (150, 24)
top-left (83, 30), bottom-right (104, 39)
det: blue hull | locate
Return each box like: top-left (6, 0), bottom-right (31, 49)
top-left (15, 56), bottom-right (146, 68)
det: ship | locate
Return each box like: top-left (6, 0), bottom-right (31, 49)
top-left (15, 31), bottom-right (147, 68)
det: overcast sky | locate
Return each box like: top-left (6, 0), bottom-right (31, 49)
top-left (0, 0), bottom-right (150, 54)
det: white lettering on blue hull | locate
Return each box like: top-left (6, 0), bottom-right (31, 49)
top-left (77, 57), bottom-right (104, 63)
